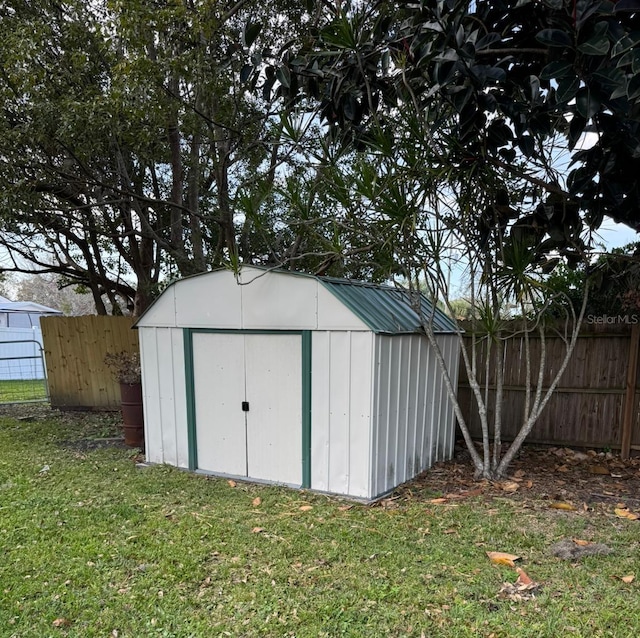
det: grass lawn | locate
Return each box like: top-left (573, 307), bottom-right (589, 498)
top-left (0, 379), bottom-right (48, 404)
top-left (0, 410), bottom-right (638, 638)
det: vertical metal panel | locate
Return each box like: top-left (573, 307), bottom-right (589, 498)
top-left (245, 333), bottom-right (302, 485)
top-left (347, 331), bottom-right (374, 497)
top-left (430, 336), bottom-right (445, 463)
top-left (327, 331), bottom-right (351, 494)
top-left (158, 326), bottom-right (179, 466)
top-left (396, 336), bottom-right (412, 485)
top-left (171, 329), bottom-right (189, 468)
top-left (310, 330), bottom-right (373, 498)
top-left (240, 271), bottom-right (318, 329)
top-left (193, 333), bottom-right (247, 475)
top-left (140, 327), bottom-right (163, 465)
top-left (311, 331), bottom-right (331, 492)
top-left (372, 337), bottom-right (392, 495)
top-left (140, 327), bottom-right (188, 467)
top-left (371, 334), bottom-right (460, 498)
top-left (175, 272), bottom-right (241, 328)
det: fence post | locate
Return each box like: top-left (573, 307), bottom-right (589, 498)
top-left (621, 322), bottom-right (640, 460)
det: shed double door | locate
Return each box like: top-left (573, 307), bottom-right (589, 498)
top-left (192, 332), bottom-right (302, 485)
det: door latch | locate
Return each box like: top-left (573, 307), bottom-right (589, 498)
top-left (242, 401), bottom-right (250, 412)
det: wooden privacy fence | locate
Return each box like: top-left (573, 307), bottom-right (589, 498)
top-left (457, 322), bottom-right (640, 454)
top-left (41, 316), bottom-right (139, 409)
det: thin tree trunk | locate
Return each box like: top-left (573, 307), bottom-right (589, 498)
top-left (496, 287), bottom-right (590, 475)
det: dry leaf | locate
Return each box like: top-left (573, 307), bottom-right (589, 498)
top-left (572, 539), bottom-right (591, 547)
top-left (513, 469), bottom-right (526, 479)
top-left (622, 575), bottom-right (635, 584)
top-left (614, 507), bottom-right (639, 520)
top-left (299, 505), bottom-right (313, 511)
top-left (556, 464), bottom-right (570, 473)
top-left (515, 568), bottom-right (534, 586)
top-left (487, 551), bottom-right (520, 567)
top-left (550, 502), bottom-right (577, 511)
top-left (251, 527), bottom-right (265, 534)
top-left (589, 465), bottom-right (610, 475)
top-left (227, 480), bottom-right (237, 488)
top-left (338, 505), bottom-right (353, 511)
top-left (501, 481), bottom-right (520, 493)
top-left (252, 497), bottom-right (261, 507)
top-left (428, 498), bottom-right (448, 504)
top-left (52, 618), bottom-right (71, 628)
top-left (498, 576), bottom-right (540, 601)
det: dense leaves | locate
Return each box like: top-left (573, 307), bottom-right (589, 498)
top-left (270, 0), bottom-right (640, 253)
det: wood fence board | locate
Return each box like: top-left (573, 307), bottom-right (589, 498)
top-left (41, 316), bottom-right (139, 409)
top-left (458, 323), bottom-right (639, 450)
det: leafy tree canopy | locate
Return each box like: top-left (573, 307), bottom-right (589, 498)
top-left (267, 0), bottom-right (640, 263)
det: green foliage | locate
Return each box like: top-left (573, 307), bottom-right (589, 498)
top-left (271, 0), bottom-right (640, 245)
top-left (545, 243), bottom-right (640, 317)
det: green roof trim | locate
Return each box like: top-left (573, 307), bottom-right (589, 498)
top-left (319, 277), bottom-right (457, 335)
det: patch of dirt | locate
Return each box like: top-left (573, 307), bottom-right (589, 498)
top-left (397, 441), bottom-right (640, 508)
top-left (58, 437), bottom-right (130, 452)
top-left (0, 402), bottom-right (126, 446)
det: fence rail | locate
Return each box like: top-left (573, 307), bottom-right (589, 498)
top-left (457, 323), bottom-right (640, 453)
top-left (40, 316), bottom-right (139, 409)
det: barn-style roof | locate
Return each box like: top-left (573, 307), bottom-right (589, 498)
top-left (319, 277), bottom-right (457, 334)
top-left (135, 266), bottom-right (457, 335)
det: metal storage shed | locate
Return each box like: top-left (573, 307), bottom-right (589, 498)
top-left (136, 266), bottom-right (460, 500)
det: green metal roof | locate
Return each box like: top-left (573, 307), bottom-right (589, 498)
top-left (319, 277), bottom-right (458, 335)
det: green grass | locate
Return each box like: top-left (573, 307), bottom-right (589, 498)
top-left (0, 414), bottom-right (639, 638)
top-left (0, 379), bottom-right (48, 403)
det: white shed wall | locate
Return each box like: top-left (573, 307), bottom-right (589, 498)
top-left (140, 327), bottom-right (189, 468)
top-left (371, 334), bottom-right (460, 498)
top-left (311, 331), bottom-right (374, 498)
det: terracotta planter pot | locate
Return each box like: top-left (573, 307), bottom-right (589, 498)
top-left (120, 382), bottom-right (144, 449)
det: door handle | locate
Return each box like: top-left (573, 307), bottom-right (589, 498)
top-left (242, 401), bottom-right (250, 412)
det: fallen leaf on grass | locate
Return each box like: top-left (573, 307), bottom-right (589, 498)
top-left (251, 527), bottom-right (265, 534)
top-left (550, 502), bottom-right (577, 511)
top-left (572, 539), bottom-right (591, 547)
top-left (252, 497), bottom-right (261, 507)
top-left (52, 618), bottom-right (71, 628)
top-left (622, 575), bottom-right (635, 583)
top-left (515, 568), bottom-right (534, 586)
top-left (428, 497), bottom-right (448, 504)
top-left (227, 480), bottom-right (237, 488)
top-left (614, 507), bottom-right (639, 520)
top-left (499, 572), bottom-right (540, 602)
top-left (299, 505), bottom-right (313, 511)
top-left (338, 505), bottom-right (353, 511)
top-left (487, 551), bottom-right (520, 567)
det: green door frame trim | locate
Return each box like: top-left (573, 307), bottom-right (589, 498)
top-left (183, 328), bottom-right (312, 488)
